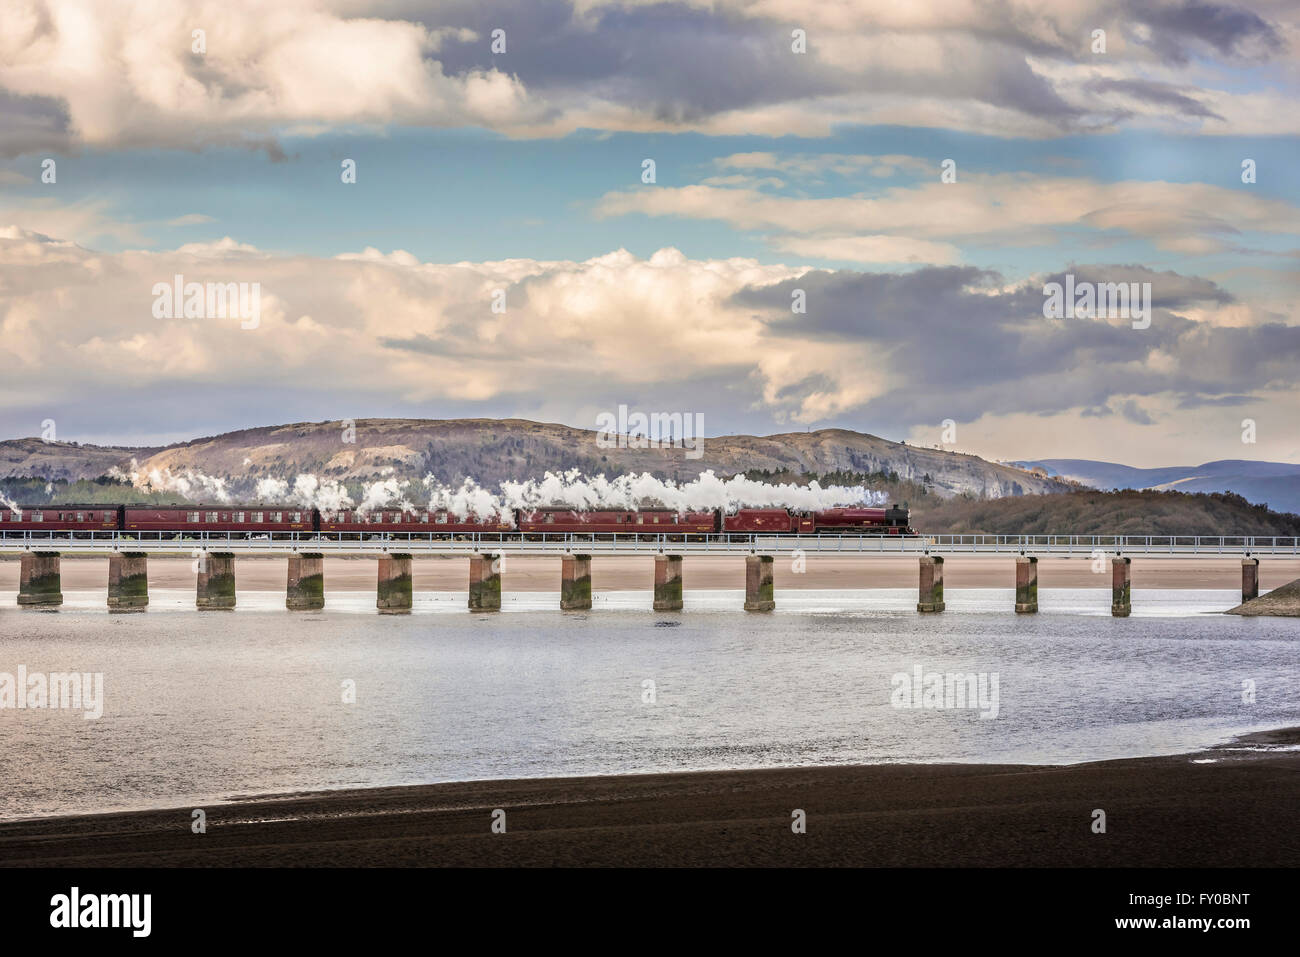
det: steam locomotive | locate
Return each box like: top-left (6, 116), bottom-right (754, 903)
top-left (0, 503), bottom-right (914, 538)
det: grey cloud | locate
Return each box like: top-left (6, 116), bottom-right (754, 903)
top-left (730, 263), bottom-right (1291, 430)
top-left (1127, 0), bottom-right (1283, 63)
top-left (1118, 399), bottom-right (1155, 424)
top-left (1084, 78), bottom-right (1224, 121)
top-left (0, 90), bottom-right (72, 158)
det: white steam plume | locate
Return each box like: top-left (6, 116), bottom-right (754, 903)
top-left (93, 465), bottom-right (883, 520)
top-left (255, 475), bottom-right (354, 516)
top-left (108, 459), bottom-right (232, 503)
top-left (421, 469), bottom-right (883, 518)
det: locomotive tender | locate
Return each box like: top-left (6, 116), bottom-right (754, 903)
top-left (0, 503), bottom-right (914, 539)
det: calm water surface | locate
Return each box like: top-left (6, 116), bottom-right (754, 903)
top-left (0, 586), bottom-right (1296, 820)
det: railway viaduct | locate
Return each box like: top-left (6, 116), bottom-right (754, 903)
top-left (3, 532), bottom-right (1292, 615)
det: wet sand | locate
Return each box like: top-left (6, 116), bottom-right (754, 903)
top-left (3, 555), bottom-right (1298, 592)
top-left (1, 730), bottom-right (1296, 867)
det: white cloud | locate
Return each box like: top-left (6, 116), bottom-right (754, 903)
top-left (595, 173), bottom-right (1300, 261)
top-left (1, 0), bottom-right (1295, 152)
top-left (167, 213), bottom-right (216, 226)
top-left (0, 224), bottom-right (1296, 461)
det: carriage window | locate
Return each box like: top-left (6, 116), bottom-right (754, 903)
top-left (233, 512), bottom-right (244, 522)
top-left (206, 512), bottom-right (217, 522)
top-left (637, 514), bottom-right (645, 524)
top-left (291, 512), bottom-right (302, 523)
top-left (420, 513), bottom-right (429, 523)
top-left (251, 512), bottom-right (263, 523)
top-left (187, 512), bottom-right (199, 523)
top-left (33, 512), bottom-right (43, 522)
top-left (270, 512), bottom-right (282, 523)
top-left (544, 514), bottom-right (554, 524)
top-left (436, 513), bottom-right (448, 524)
top-left (8, 511), bottom-right (18, 521)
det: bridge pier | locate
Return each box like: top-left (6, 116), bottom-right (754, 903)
top-left (196, 553), bottom-right (236, 609)
top-left (1111, 557), bottom-right (1131, 617)
top-left (744, 555), bottom-right (775, 611)
top-left (18, 552), bottom-right (62, 608)
top-left (287, 553), bottom-right (325, 610)
top-left (560, 554), bottom-right (592, 610)
top-left (654, 554), bottom-right (683, 611)
top-left (107, 552), bottom-right (148, 612)
top-left (376, 554), bottom-right (412, 614)
top-left (469, 554), bottom-right (501, 612)
top-left (917, 555), bottom-right (945, 613)
top-left (1015, 556), bottom-right (1038, 613)
top-left (1241, 558), bottom-right (1259, 603)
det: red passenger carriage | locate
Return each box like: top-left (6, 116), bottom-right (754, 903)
top-left (319, 507), bottom-right (512, 537)
top-left (518, 508), bottom-right (718, 537)
top-left (123, 504), bottom-right (311, 538)
top-left (0, 504), bottom-right (119, 536)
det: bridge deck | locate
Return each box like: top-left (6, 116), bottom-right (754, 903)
top-left (0, 531), bottom-right (1294, 557)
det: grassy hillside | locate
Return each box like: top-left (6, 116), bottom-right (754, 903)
top-left (913, 489), bottom-right (1300, 536)
top-left (0, 477), bottom-right (176, 506)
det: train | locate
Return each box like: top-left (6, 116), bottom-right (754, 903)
top-left (0, 503), bottom-right (915, 539)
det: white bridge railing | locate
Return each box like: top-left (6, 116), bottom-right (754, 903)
top-left (0, 530), bottom-right (1295, 557)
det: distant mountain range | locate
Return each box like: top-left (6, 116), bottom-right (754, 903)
top-left (0, 418), bottom-right (1070, 501)
top-left (1014, 458), bottom-right (1300, 514)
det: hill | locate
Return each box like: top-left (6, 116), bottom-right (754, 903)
top-left (0, 418), bottom-right (1070, 502)
top-left (1015, 458), bottom-right (1300, 515)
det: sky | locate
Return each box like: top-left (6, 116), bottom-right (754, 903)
top-left (0, 0), bottom-right (1297, 467)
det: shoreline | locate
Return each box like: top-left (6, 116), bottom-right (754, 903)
top-left (3, 728), bottom-right (1297, 867)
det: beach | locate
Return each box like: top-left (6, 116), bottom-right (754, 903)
top-left (3, 555), bottom-right (1298, 592)
top-left (1, 730), bottom-right (1296, 867)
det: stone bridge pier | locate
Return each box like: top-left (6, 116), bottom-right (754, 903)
top-left (744, 555), bottom-right (774, 611)
top-left (654, 555), bottom-right (683, 611)
top-left (1111, 557), bottom-right (1132, 617)
top-left (108, 552), bottom-right (148, 611)
top-left (560, 554), bottom-right (592, 610)
top-left (196, 553), bottom-right (236, 609)
top-left (1241, 558), bottom-right (1259, 603)
top-left (377, 554), bottom-right (412, 614)
top-left (917, 555), bottom-right (945, 613)
top-left (19, 552), bottom-right (62, 608)
top-left (1015, 556), bottom-right (1038, 613)
top-left (287, 553), bottom-right (325, 610)
top-left (469, 554), bottom-right (501, 611)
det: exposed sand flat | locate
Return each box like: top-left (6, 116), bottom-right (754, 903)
top-left (2, 555), bottom-right (1298, 592)
top-left (1, 730), bottom-right (1295, 867)
top-left (1227, 577), bottom-right (1300, 616)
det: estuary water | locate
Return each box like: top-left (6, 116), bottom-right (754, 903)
top-left (0, 586), bottom-right (1296, 821)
